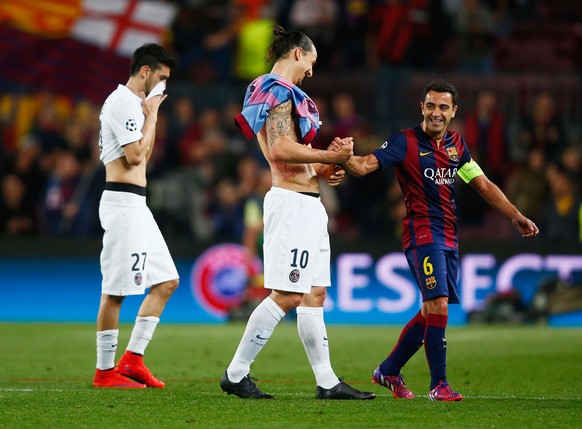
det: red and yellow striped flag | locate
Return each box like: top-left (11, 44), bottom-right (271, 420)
top-left (0, 0), bottom-right (177, 103)
top-left (0, 0), bottom-right (82, 38)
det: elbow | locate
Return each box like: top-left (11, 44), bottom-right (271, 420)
top-left (468, 173), bottom-right (489, 193)
top-left (125, 154), bottom-right (145, 166)
top-left (472, 182), bottom-right (487, 194)
top-left (123, 142), bottom-right (146, 166)
top-left (269, 142), bottom-right (287, 162)
top-left (270, 149), bottom-right (284, 162)
top-left (472, 177), bottom-right (491, 194)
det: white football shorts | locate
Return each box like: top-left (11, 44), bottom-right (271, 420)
top-left (99, 188), bottom-right (179, 296)
top-left (262, 186), bottom-right (331, 294)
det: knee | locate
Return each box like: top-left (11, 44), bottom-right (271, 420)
top-left (424, 297), bottom-right (449, 316)
top-left (157, 278), bottom-right (179, 297)
top-left (166, 278), bottom-right (179, 294)
top-left (101, 294), bottom-right (124, 308)
top-left (270, 291), bottom-right (302, 312)
top-left (301, 287), bottom-right (326, 307)
top-left (283, 294), bottom-right (303, 311)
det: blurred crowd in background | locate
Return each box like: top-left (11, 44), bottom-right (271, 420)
top-left (1, 0), bottom-right (581, 247)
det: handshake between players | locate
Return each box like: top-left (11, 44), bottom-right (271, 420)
top-left (319, 137), bottom-right (354, 187)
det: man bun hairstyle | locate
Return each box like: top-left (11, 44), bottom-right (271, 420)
top-left (130, 43), bottom-right (176, 76)
top-left (266, 25), bottom-right (314, 63)
top-left (423, 79), bottom-right (459, 106)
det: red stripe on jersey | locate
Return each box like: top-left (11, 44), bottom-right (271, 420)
top-left (436, 132), bottom-right (457, 248)
top-left (400, 128), bottom-right (434, 248)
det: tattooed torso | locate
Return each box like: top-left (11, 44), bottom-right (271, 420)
top-left (257, 100), bottom-right (319, 192)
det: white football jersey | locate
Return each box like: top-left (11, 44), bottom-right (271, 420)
top-left (99, 84), bottom-right (144, 165)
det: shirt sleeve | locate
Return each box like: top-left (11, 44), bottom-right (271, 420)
top-left (458, 136), bottom-right (473, 166)
top-left (109, 100), bottom-right (143, 147)
top-left (456, 136), bottom-right (482, 183)
top-left (236, 79), bottom-right (292, 140)
top-left (371, 132), bottom-right (407, 170)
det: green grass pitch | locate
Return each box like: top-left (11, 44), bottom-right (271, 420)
top-left (0, 322), bottom-right (580, 428)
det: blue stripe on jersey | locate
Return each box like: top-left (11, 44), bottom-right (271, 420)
top-left (372, 125), bottom-right (472, 250)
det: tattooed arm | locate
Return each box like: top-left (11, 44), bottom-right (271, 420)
top-left (266, 100), bottom-right (353, 164)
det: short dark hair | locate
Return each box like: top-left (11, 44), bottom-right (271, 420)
top-left (130, 43), bottom-right (176, 76)
top-left (266, 25), bottom-right (314, 63)
top-left (423, 79), bottom-right (458, 106)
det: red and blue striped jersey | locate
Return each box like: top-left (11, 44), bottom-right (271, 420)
top-left (373, 125), bottom-right (472, 250)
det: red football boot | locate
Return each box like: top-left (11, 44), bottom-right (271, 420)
top-left (117, 351), bottom-right (165, 388)
top-left (93, 368), bottom-right (146, 388)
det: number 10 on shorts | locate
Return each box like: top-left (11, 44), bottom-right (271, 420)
top-left (290, 248), bottom-right (309, 269)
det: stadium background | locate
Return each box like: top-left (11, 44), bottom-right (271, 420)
top-left (0, 0), bottom-right (581, 326)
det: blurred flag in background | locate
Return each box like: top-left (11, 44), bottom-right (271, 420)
top-left (0, 0), bottom-right (177, 103)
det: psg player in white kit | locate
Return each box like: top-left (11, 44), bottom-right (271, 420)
top-left (93, 43), bottom-right (179, 388)
top-left (219, 26), bottom-right (375, 400)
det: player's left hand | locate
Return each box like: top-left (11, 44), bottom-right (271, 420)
top-left (512, 215), bottom-right (539, 238)
top-left (326, 164), bottom-right (346, 187)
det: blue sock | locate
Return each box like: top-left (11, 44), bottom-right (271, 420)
top-left (425, 313), bottom-right (448, 390)
top-left (379, 311), bottom-right (426, 376)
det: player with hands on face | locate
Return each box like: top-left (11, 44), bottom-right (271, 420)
top-left (93, 43), bottom-right (179, 389)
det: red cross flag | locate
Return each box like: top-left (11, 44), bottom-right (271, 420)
top-left (71, 0), bottom-right (177, 56)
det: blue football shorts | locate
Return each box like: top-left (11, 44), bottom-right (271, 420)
top-left (405, 244), bottom-right (460, 304)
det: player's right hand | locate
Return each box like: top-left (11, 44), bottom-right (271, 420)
top-left (140, 91), bottom-right (168, 117)
top-left (327, 137), bottom-right (353, 163)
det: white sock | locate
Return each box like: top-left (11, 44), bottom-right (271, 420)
top-left (96, 329), bottom-right (119, 370)
top-left (296, 306), bottom-right (339, 389)
top-left (227, 297), bottom-right (285, 382)
top-left (127, 316), bottom-right (160, 355)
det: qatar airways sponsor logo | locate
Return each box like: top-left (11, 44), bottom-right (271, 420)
top-left (424, 167), bottom-right (458, 185)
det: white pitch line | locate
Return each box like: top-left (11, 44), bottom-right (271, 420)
top-left (0, 388), bottom-right (68, 392)
top-left (0, 388), bottom-right (100, 393)
top-left (466, 395), bottom-right (582, 401)
top-left (1, 389), bottom-right (579, 401)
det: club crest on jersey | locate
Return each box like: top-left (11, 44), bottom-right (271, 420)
top-left (446, 146), bottom-right (458, 161)
top-left (289, 269), bottom-right (300, 283)
top-left (134, 272), bottom-right (143, 286)
top-left (425, 276), bottom-right (437, 289)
